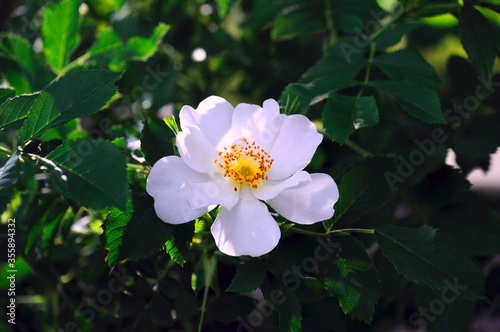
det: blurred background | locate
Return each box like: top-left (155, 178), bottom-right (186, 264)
top-left (1, 0), bottom-right (500, 331)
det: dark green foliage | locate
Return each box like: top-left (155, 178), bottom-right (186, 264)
top-left (1, 0), bottom-right (499, 331)
top-left (322, 234), bottom-right (380, 323)
top-left (102, 193), bottom-right (173, 268)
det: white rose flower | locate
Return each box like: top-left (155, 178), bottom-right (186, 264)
top-left (147, 96), bottom-right (339, 257)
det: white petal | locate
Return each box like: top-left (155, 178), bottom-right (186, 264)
top-left (232, 99), bottom-right (282, 151)
top-left (266, 114), bottom-right (322, 180)
top-left (251, 171), bottom-right (311, 200)
top-left (180, 173), bottom-right (240, 210)
top-left (146, 156), bottom-right (213, 224)
top-left (211, 187), bottom-right (280, 257)
top-left (267, 173), bottom-right (339, 225)
top-left (179, 96), bottom-right (234, 149)
top-left (176, 126), bottom-right (220, 173)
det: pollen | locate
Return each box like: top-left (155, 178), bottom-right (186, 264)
top-left (215, 138), bottom-right (273, 191)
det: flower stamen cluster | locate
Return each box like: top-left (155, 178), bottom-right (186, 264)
top-left (215, 138), bottom-right (273, 191)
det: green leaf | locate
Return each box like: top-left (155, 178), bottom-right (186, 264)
top-left (299, 40), bottom-right (367, 84)
top-left (373, 49), bottom-right (441, 88)
top-left (326, 156), bottom-right (397, 230)
top-left (166, 223), bottom-right (194, 266)
top-left (42, 0), bottom-right (81, 72)
top-left (0, 92), bottom-right (33, 131)
top-left (376, 23), bottom-right (421, 50)
top-left (262, 274), bottom-right (302, 332)
top-left (227, 258), bottom-right (268, 293)
top-left (322, 94), bottom-right (379, 144)
top-left (458, 6), bottom-right (496, 80)
top-left (0, 151), bottom-right (21, 211)
top-left (271, 2), bottom-right (325, 40)
top-left (87, 28), bottom-right (123, 64)
top-left (19, 69), bottom-right (122, 143)
top-left (281, 76), bottom-right (359, 110)
top-left (414, 284), bottom-right (475, 332)
top-left (374, 251), bottom-right (408, 306)
top-left (40, 138), bottom-right (129, 211)
top-left (140, 120), bottom-right (175, 166)
top-left (322, 234), bottom-right (380, 323)
top-left (102, 192), bottom-right (174, 269)
top-left (374, 225), bottom-right (485, 300)
top-left (369, 80), bottom-right (444, 124)
top-left (216, 0), bottom-right (238, 19)
top-left (0, 257), bottom-right (31, 290)
top-left (0, 34), bottom-right (34, 76)
top-left (0, 88), bottom-right (15, 104)
top-left (193, 251), bottom-right (219, 295)
top-left (124, 23), bottom-right (169, 61)
top-left (280, 39), bottom-right (366, 110)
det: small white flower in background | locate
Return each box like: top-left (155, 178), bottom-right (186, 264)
top-left (147, 96), bottom-right (339, 257)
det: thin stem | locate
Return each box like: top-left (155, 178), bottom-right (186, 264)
top-left (288, 227), bottom-right (331, 237)
top-left (51, 53), bottom-right (90, 83)
top-left (355, 41), bottom-right (376, 99)
top-left (287, 225), bottom-right (374, 237)
top-left (324, 0), bottom-right (336, 53)
top-left (344, 139), bottom-right (370, 157)
top-left (368, 8), bottom-right (405, 43)
top-left (331, 228), bottom-right (375, 235)
top-left (363, 42), bottom-right (376, 85)
top-left (197, 262), bottom-right (211, 332)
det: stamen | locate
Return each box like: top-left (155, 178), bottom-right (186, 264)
top-left (216, 139), bottom-right (272, 191)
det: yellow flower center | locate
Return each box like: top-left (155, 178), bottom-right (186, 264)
top-left (215, 138), bottom-right (273, 191)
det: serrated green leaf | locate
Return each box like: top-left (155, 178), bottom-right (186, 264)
top-left (376, 23), bottom-right (421, 50)
top-left (299, 40), bottom-right (368, 84)
top-left (87, 28), bottom-right (123, 64)
top-left (281, 76), bottom-right (360, 110)
top-left (102, 192), bottom-right (174, 269)
top-left (458, 6), bottom-right (496, 80)
top-left (39, 139), bottom-right (128, 211)
top-left (322, 234), bottom-right (380, 323)
top-left (227, 258), bottom-right (268, 293)
top-left (166, 223), bottom-right (194, 266)
top-left (271, 2), bottom-right (325, 40)
top-left (19, 69), bottom-right (122, 143)
top-left (42, 0), bottom-right (81, 72)
top-left (280, 39), bottom-right (366, 111)
top-left (193, 251), bottom-right (219, 295)
top-left (0, 93), bottom-right (35, 130)
top-left (322, 94), bottom-right (379, 144)
top-left (0, 33), bottom-right (34, 76)
top-left (0, 151), bottom-right (21, 211)
top-left (125, 23), bottom-right (169, 61)
top-left (374, 251), bottom-right (408, 306)
top-left (369, 80), bottom-right (444, 124)
top-left (375, 225), bottom-right (485, 300)
top-left (140, 120), bottom-right (175, 166)
top-left (373, 49), bottom-right (441, 88)
top-left (325, 156), bottom-right (397, 230)
top-left (262, 275), bottom-right (302, 332)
